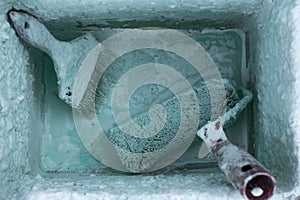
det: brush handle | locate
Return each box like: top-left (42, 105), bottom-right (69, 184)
top-left (197, 119), bottom-right (276, 200)
top-left (9, 11), bottom-right (99, 106)
top-left (8, 11), bottom-right (67, 60)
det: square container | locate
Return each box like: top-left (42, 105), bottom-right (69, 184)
top-left (0, 0), bottom-right (300, 199)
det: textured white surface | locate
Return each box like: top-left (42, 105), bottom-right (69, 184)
top-left (14, 0), bottom-right (263, 25)
top-left (0, 5), bottom-right (32, 199)
top-left (1, 0), bottom-right (300, 199)
top-left (22, 173), bottom-right (242, 200)
top-left (250, 0), bottom-right (300, 192)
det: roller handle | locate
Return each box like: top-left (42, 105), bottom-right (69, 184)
top-left (212, 140), bottom-right (276, 200)
top-left (197, 119), bottom-right (276, 200)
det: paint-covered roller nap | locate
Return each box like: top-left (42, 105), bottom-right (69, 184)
top-left (9, 10), bottom-right (253, 173)
top-left (72, 33), bottom-right (249, 172)
top-left (85, 79), bottom-right (245, 172)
